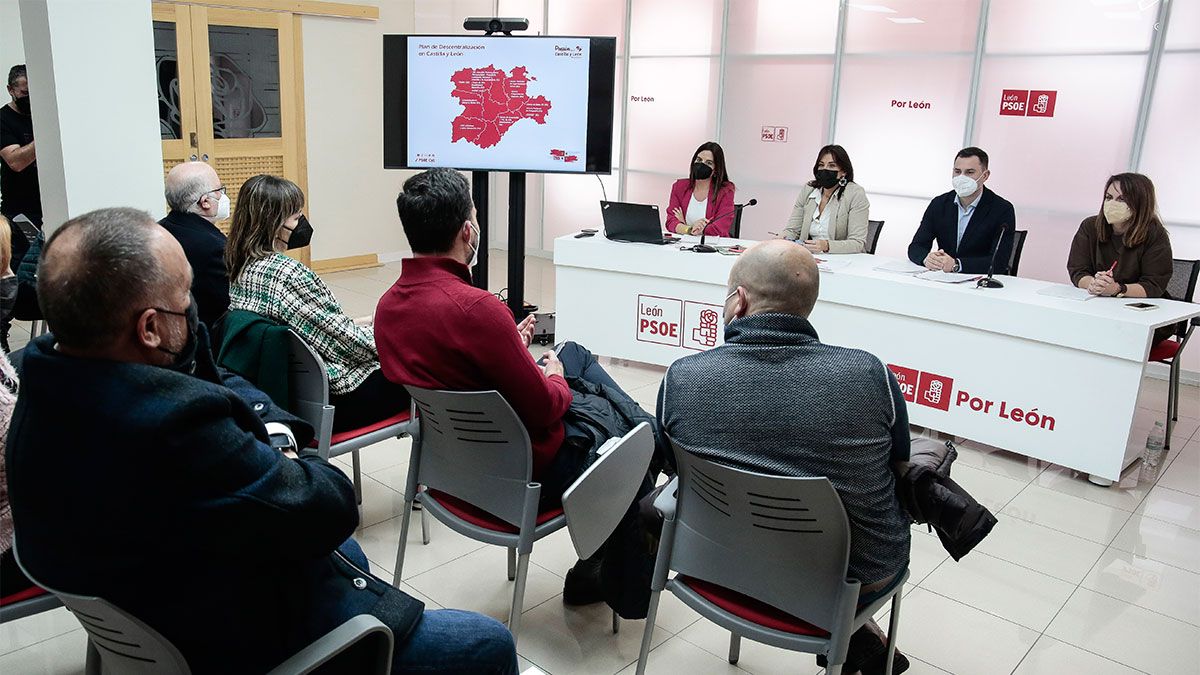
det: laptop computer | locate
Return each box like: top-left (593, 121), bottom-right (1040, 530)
top-left (600, 201), bottom-right (679, 245)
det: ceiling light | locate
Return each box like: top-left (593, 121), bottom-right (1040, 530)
top-left (887, 17), bottom-right (925, 24)
top-left (850, 4), bottom-right (897, 13)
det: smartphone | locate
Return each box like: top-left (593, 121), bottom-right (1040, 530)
top-left (1125, 302), bottom-right (1158, 311)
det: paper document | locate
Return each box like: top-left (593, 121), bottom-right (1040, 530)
top-left (815, 257), bottom-right (852, 272)
top-left (874, 260), bottom-right (927, 275)
top-left (916, 270), bottom-right (983, 284)
top-left (1036, 285), bottom-right (1094, 301)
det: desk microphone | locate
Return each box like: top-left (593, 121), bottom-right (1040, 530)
top-left (977, 223), bottom-right (1010, 289)
top-left (692, 199), bottom-right (757, 253)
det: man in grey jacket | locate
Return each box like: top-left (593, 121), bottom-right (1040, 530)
top-left (657, 239), bottom-right (911, 675)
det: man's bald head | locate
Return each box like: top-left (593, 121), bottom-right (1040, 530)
top-left (164, 161), bottom-right (220, 214)
top-left (39, 208), bottom-right (190, 353)
top-left (725, 240), bottom-right (820, 322)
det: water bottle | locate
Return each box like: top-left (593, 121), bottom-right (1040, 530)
top-left (1138, 421), bottom-right (1167, 484)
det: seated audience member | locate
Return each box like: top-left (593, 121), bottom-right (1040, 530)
top-left (158, 161), bottom-right (233, 328)
top-left (658, 240), bottom-right (911, 675)
top-left (782, 144), bottom-right (871, 254)
top-left (908, 147), bottom-right (1016, 274)
top-left (8, 207), bottom-right (517, 674)
top-left (665, 141), bottom-right (737, 237)
top-left (226, 174), bottom-right (409, 432)
top-left (0, 217), bottom-right (16, 349)
top-left (376, 168), bottom-right (659, 610)
top-left (0, 220), bottom-right (29, 599)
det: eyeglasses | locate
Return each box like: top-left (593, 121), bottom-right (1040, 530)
top-left (196, 186), bottom-right (226, 203)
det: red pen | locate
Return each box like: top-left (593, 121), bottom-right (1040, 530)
top-left (1105, 260), bottom-right (1118, 275)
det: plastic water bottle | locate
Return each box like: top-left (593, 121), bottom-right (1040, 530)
top-left (1139, 421), bottom-right (1167, 484)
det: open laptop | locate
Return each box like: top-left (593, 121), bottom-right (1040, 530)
top-left (600, 201), bottom-right (679, 245)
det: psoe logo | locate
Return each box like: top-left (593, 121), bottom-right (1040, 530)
top-left (916, 371), bottom-right (955, 412)
top-left (1000, 89), bottom-right (1056, 118)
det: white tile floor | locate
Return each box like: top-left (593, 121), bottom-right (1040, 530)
top-left (4, 251), bottom-right (1199, 674)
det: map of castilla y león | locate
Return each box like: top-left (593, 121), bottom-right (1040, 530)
top-left (450, 65), bottom-right (553, 149)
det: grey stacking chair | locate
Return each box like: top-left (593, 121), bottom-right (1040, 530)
top-left (396, 387), bottom-right (652, 644)
top-left (0, 588), bottom-right (62, 623)
top-left (636, 438), bottom-right (907, 675)
top-left (13, 545), bottom-right (393, 675)
top-left (865, 220), bottom-right (884, 254)
top-left (1152, 258), bottom-right (1199, 449)
top-left (286, 330), bottom-right (419, 506)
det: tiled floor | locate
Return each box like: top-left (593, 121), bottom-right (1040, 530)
top-left (4, 251), bottom-right (1199, 674)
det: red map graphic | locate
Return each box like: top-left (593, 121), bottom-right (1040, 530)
top-left (451, 65), bottom-right (552, 149)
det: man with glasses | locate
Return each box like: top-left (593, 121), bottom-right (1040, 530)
top-left (159, 160), bottom-right (232, 328)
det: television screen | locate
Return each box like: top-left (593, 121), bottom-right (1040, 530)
top-left (383, 34), bottom-right (616, 174)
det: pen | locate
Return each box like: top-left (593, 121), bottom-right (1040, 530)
top-left (1106, 260), bottom-right (1117, 275)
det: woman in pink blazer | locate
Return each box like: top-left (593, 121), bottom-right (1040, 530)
top-left (665, 141), bottom-right (737, 237)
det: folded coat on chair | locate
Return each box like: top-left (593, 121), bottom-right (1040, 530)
top-left (894, 438), bottom-right (997, 561)
top-left (216, 309), bottom-right (291, 410)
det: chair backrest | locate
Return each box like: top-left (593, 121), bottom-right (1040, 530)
top-left (731, 206), bottom-right (744, 239)
top-left (285, 330), bottom-right (336, 454)
top-left (1166, 259), bottom-right (1200, 304)
top-left (865, 220), bottom-right (884, 254)
top-left (667, 437), bottom-right (854, 632)
top-left (406, 386), bottom-right (535, 527)
top-left (1008, 229), bottom-right (1029, 276)
top-left (562, 422), bottom-right (656, 559)
top-left (13, 545), bottom-right (190, 674)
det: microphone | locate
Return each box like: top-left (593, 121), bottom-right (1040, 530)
top-left (692, 199), bottom-right (757, 253)
top-left (976, 222), bottom-right (1010, 289)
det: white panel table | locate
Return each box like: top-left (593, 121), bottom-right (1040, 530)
top-left (554, 234), bottom-right (1200, 481)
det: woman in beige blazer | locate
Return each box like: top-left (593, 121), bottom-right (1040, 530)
top-left (783, 144), bottom-right (871, 254)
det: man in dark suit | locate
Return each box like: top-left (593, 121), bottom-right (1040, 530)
top-left (159, 161), bottom-right (232, 328)
top-left (7, 208), bottom-right (517, 674)
top-left (907, 147), bottom-right (1017, 275)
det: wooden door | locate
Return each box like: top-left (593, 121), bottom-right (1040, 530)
top-left (152, 3), bottom-right (199, 183)
top-left (151, 3), bottom-right (309, 264)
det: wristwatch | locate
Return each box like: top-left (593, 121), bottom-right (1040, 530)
top-left (1116, 282), bottom-right (1128, 298)
top-left (952, 259), bottom-right (962, 273)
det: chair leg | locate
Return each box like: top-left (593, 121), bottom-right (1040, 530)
top-left (393, 500), bottom-right (413, 587)
top-left (612, 609), bottom-right (620, 634)
top-left (885, 589), bottom-right (904, 675)
top-left (728, 633), bottom-right (741, 664)
top-left (635, 590), bottom-right (663, 675)
top-left (85, 638), bottom-right (101, 675)
top-left (420, 505), bottom-right (430, 545)
top-left (1165, 363), bottom-right (1177, 451)
top-left (507, 547), bottom-right (517, 581)
top-left (351, 450), bottom-right (364, 505)
top-left (508, 552), bottom-right (531, 644)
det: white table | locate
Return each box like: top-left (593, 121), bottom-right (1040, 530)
top-left (554, 234), bottom-right (1200, 481)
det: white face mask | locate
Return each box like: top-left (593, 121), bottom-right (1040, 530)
top-left (1103, 200), bottom-right (1132, 225)
top-left (952, 174), bottom-right (979, 199)
top-left (466, 222), bottom-right (480, 268)
top-left (215, 192), bottom-right (231, 220)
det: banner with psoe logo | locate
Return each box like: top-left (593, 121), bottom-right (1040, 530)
top-left (887, 363), bottom-right (1057, 433)
top-left (1000, 89), bottom-right (1057, 118)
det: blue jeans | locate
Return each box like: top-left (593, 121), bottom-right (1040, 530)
top-left (338, 540), bottom-right (518, 675)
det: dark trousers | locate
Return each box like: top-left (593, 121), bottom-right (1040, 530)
top-left (329, 369), bottom-right (412, 433)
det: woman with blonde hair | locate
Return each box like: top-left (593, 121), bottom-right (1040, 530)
top-left (226, 174), bottom-right (409, 431)
top-left (0, 214), bottom-right (33, 600)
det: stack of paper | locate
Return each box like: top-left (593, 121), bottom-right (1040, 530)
top-left (1036, 285), bottom-right (1094, 301)
top-left (815, 258), bottom-right (852, 272)
top-left (874, 260), bottom-right (927, 275)
top-left (916, 270), bottom-right (983, 284)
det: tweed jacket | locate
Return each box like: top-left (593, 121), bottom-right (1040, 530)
top-left (230, 252), bottom-right (379, 394)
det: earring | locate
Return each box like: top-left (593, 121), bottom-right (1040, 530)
top-left (838, 177), bottom-right (848, 187)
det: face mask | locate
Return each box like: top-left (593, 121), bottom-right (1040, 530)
top-left (215, 192), bottom-right (231, 220)
top-left (952, 174), bottom-right (979, 198)
top-left (466, 222), bottom-right (480, 267)
top-left (286, 215), bottom-right (314, 250)
top-left (814, 169), bottom-right (840, 189)
top-left (13, 95), bottom-right (30, 115)
top-left (153, 294), bottom-right (199, 374)
top-left (1103, 200), bottom-right (1132, 225)
top-left (691, 162), bottom-right (714, 181)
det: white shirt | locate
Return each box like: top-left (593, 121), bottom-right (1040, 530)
top-left (686, 192), bottom-right (708, 227)
top-left (808, 190), bottom-right (833, 240)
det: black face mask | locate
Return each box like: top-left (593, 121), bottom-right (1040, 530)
top-left (691, 162), bottom-right (714, 181)
top-left (286, 215), bottom-right (314, 250)
top-left (814, 169), bottom-right (840, 189)
top-left (13, 95), bottom-right (30, 115)
top-left (153, 294), bottom-right (199, 374)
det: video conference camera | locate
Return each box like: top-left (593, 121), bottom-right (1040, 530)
top-left (463, 17), bottom-right (530, 35)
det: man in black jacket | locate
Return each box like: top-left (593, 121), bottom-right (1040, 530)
top-left (7, 207), bottom-right (517, 674)
top-left (159, 161), bottom-right (233, 328)
top-left (907, 147), bottom-right (1017, 275)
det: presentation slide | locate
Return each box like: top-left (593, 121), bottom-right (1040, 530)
top-left (405, 36), bottom-right (592, 173)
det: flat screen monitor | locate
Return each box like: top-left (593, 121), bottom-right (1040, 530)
top-left (383, 34), bottom-right (616, 174)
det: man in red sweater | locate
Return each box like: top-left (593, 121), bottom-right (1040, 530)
top-left (375, 168), bottom-right (643, 605)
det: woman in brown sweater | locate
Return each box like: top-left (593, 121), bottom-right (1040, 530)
top-left (1067, 172), bottom-right (1173, 300)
